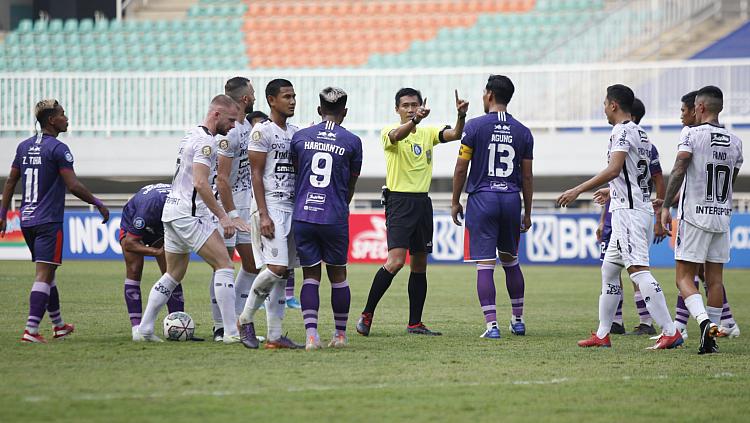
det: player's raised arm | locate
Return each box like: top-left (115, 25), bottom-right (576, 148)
top-left (440, 90), bottom-right (469, 142)
top-left (0, 167), bottom-right (21, 236)
top-left (388, 96), bottom-right (430, 143)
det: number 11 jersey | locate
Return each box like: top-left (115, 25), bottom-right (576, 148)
top-left (290, 120), bottom-right (363, 225)
top-left (608, 121), bottom-right (653, 215)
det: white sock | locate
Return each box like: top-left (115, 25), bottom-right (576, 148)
top-left (239, 268), bottom-right (283, 324)
top-left (684, 293), bottom-right (709, 324)
top-left (706, 306), bottom-right (722, 325)
top-left (630, 271), bottom-right (675, 336)
top-left (209, 273), bottom-right (222, 329)
top-left (214, 268), bottom-right (238, 337)
top-left (266, 278), bottom-right (286, 340)
top-left (140, 273), bottom-right (179, 335)
top-left (235, 268), bottom-right (257, 316)
top-left (596, 261), bottom-right (623, 338)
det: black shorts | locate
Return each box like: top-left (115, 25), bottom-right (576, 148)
top-left (385, 192), bottom-right (433, 254)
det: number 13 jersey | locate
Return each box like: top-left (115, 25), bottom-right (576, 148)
top-left (677, 124), bottom-right (743, 232)
top-left (608, 121), bottom-right (654, 215)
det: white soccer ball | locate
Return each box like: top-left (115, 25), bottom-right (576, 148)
top-left (163, 311), bottom-right (195, 341)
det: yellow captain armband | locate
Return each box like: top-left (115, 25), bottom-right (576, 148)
top-left (458, 144), bottom-right (473, 160)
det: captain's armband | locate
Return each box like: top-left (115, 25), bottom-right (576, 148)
top-left (458, 144), bottom-right (473, 160)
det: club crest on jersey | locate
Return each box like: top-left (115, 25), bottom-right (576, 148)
top-left (134, 217), bottom-right (145, 229)
top-left (218, 139), bottom-right (229, 150)
top-left (202, 146), bottom-right (212, 156)
top-left (64, 151), bottom-right (74, 162)
top-left (252, 131), bottom-right (261, 142)
top-left (413, 144), bottom-right (422, 156)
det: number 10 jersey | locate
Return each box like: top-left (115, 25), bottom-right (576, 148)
top-left (608, 121), bottom-right (654, 215)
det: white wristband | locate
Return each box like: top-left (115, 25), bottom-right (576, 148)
top-left (227, 210), bottom-right (239, 219)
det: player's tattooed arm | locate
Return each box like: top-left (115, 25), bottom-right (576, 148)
top-left (663, 152), bottom-right (692, 209)
top-left (451, 157), bottom-right (470, 226)
top-left (216, 154), bottom-right (236, 213)
top-left (0, 167), bottom-right (21, 236)
top-left (193, 162), bottom-right (236, 239)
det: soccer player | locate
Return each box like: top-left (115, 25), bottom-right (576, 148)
top-left (356, 87), bottom-right (469, 337)
top-left (119, 183), bottom-right (189, 340)
top-left (134, 94), bottom-right (246, 342)
top-left (247, 110), bottom-right (268, 127)
top-left (450, 75), bottom-right (533, 339)
top-left (210, 77), bottom-right (259, 342)
top-left (291, 87), bottom-right (363, 350)
top-left (237, 79), bottom-right (302, 349)
top-left (558, 84), bottom-right (682, 349)
top-left (0, 99), bottom-right (109, 343)
top-left (593, 98), bottom-right (666, 336)
top-left (660, 85), bottom-right (743, 354)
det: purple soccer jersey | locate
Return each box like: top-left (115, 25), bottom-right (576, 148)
top-left (120, 184), bottom-right (171, 244)
top-left (461, 111), bottom-right (533, 194)
top-left (291, 120), bottom-right (363, 225)
top-left (11, 134), bottom-right (74, 227)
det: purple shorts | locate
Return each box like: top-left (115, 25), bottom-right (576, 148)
top-left (22, 222), bottom-right (64, 265)
top-left (464, 191), bottom-right (521, 261)
top-left (293, 221), bottom-right (349, 267)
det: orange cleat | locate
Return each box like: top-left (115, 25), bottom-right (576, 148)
top-left (647, 330), bottom-right (684, 350)
top-left (21, 330), bottom-right (48, 344)
top-left (53, 323), bottom-right (75, 339)
top-left (577, 332), bottom-right (611, 348)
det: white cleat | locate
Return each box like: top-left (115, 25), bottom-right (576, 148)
top-left (718, 324), bottom-right (740, 338)
top-left (132, 326), bottom-right (163, 342)
top-left (328, 334), bottom-right (347, 348)
top-left (132, 326), bottom-right (139, 341)
top-left (306, 334), bottom-right (322, 351)
top-left (223, 335), bottom-right (242, 344)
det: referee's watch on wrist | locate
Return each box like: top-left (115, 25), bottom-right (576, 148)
top-left (458, 113), bottom-right (467, 119)
top-left (228, 210), bottom-right (239, 219)
top-left (410, 116), bottom-right (420, 125)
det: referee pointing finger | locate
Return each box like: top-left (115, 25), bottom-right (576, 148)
top-left (356, 87), bottom-right (469, 337)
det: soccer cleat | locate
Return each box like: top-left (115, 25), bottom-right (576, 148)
top-left (647, 330), bottom-right (684, 350)
top-left (53, 323), bottom-right (75, 339)
top-left (285, 297), bottom-right (301, 309)
top-left (627, 323), bottom-right (657, 336)
top-left (265, 335), bottom-right (303, 350)
top-left (223, 335), bottom-right (241, 344)
top-left (189, 335), bottom-right (205, 342)
top-left (356, 312), bottom-right (372, 336)
top-left (577, 332), bottom-right (611, 348)
top-left (238, 322), bottom-right (259, 349)
top-left (698, 320), bottom-right (719, 355)
top-left (213, 326), bottom-right (224, 342)
top-left (132, 326), bottom-right (139, 341)
top-left (718, 323), bottom-right (740, 338)
top-left (328, 333), bottom-right (347, 348)
top-left (21, 330), bottom-right (48, 344)
top-left (132, 326), bottom-right (163, 342)
top-left (651, 327), bottom-right (687, 340)
top-left (480, 322), bottom-right (501, 339)
top-left (306, 335), bottom-right (322, 351)
top-left (509, 320), bottom-right (526, 336)
top-left (610, 322), bottom-right (626, 335)
top-left (406, 322), bottom-right (442, 336)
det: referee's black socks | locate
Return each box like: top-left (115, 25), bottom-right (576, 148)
top-left (363, 266), bottom-right (396, 315)
top-left (408, 272), bottom-right (427, 326)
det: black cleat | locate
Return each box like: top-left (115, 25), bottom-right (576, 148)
top-left (213, 327), bottom-right (224, 342)
top-left (238, 322), bottom-right (260, 349)
top-left (610, 322), bottom-right (626, 335)
top-left (189, 335), bottom-right (205, 342)
top-left (356, 312), bottom-right (373, 336)
top-left (406, 322), bottom-right (442, 336)
top-left (698, 320), bottom-right (719, 355)
top-left (626, 323), bottom-right (657, 336)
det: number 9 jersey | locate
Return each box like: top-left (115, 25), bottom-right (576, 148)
top-left (607, 121), bottom-right (654, 215)
top-left (290, 120), bottom-right (363, 225)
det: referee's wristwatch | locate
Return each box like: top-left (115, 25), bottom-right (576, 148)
top-left (410, 116), bottom-right (420, 125)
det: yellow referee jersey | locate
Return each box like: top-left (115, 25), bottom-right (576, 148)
top-left (381, 124), bottom-right (442, 193)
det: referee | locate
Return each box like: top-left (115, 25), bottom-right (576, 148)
top-left (357, 87), bottom-right (469, 336)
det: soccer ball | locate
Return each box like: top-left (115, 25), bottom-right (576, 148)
top-left (163, 311), bottom-right (195, 341)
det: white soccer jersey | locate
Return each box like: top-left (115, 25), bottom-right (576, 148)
top-left (247, 119), bottom-right (298, 212)
top-left (677, 123), bottom-right (743, 232)
top-left (162, 126), bottom-right (217, 222)
top-left (607, 121), bottom-right (654, 215)
top-left (215, 117), bottom-right (252, 209)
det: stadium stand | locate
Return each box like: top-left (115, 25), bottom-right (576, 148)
top-left (692, 20), bottom-right (750, 59)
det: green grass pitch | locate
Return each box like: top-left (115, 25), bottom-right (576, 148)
top-left (1, 261), bottom-right (749, 423)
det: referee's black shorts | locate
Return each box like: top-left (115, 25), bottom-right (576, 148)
top-left (385, 192), bottom-right (433, 254)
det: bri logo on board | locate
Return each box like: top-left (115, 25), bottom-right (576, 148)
top-left (526, 215), bottom-right (600, 262)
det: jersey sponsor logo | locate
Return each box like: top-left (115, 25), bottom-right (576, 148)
top-left (275, 163), bottom-right (294, 173)
top-left (305, 192), bottom-right (326, 205)
top-left (133, 217), bottom-right (145, 229)
top-left (316, 130), bottom-right (337, 141)
top-left (710, 133), bottom-right (731, 147)
top-left (638, 130), bottom-right (648, 143)
top-left (202, 145), bottom-right (212, 156)
top-left (413, 144), bottom-right (422, 156)
top-left (218, 139), bottom-right (229, 150)
top-left (64, 151), bottom-right (74, 162)
top-left (490, 181), bottom-right (508, 191)
top-left (28, 145), bottom-right (41, 154)
top-left (494, 124), bottom-right (511, 131)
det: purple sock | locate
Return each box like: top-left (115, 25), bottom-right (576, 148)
top-left (124, 279), bottom-right (142, 326)
top-left (300, 278), bottom-right (320, 338)
top-left (675, 293), bottom-right (690, 327)
top-left (167, 283), bottom-right (185, 313)
top-left (286, 272), bottom-right (295, 299)
top-left (613, 294), bottom-right (623, 325)
top-left (477, 264), bottom-right (496, 324)
top-left (47, 281), bottom-right (64, 327)
top-left (331, 280), bottom-right (351, 336)
top-left (503, 261), bottom-right (524, 320)
top-left (634, 291), bottom-right (652, 325)
top-left (721, 285), bottom-right (736, 326)
top-left (27, 282), bottom-right (51, 334)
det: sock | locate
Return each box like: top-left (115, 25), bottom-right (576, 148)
top-left (634, 290), bottom-right (653, 326)
top-left (363, 266), bottom-right (396, 315)
top-left (684, 293), bottom-right (709, 325)
top-left (214, 268), bottom-right (239, 337)
top-left (331, 280), bottom-right (351, 336)
top-left (597, 261), bottom-right (623, 338)
top-left (674, 292), bottom-right (690, 331)
top-left (285, 272), bottom-right (295, 300)
top-left (209, 273), bottom-right (222, 329)
top-left (139, 273), bottom-right (179, 335)
top-left (26, 282), bottom-right (51, 334)
top-left (47, 281), bottom-right (64, 327)
top-left (476, 263), bottom-right (497, 324)
top-left (706, 306), bottom-right (722, 325)
top-left (266, 278), bottom-right (286, 340)
top-left (630, 271), bottom-right (675, 336)
top-left (166, 283), bottom-right (184, 313)
top-left (408, 272), bottom-right (427, 326)
top-left (124, 278), bottom-right (142, 326)
top-left (720, 286), bottom-right (736, 327)
top-left (613, 294), bottom-right (624, 325)
top-left (235, 268), bottom-right (257, 316)
top-left (239, 268), bottom-right (284, 324)
top-left (300, 278), bottom-right (320, 338)
top-left (502, 260), bottom-right (525, 322)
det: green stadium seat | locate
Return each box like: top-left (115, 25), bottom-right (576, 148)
top-left (17, 19), bottom-right (33, 33)
top-left (78, 18), bottom-right (94, 32)
top-left (63, 19), bottom-right (78, 33)
top-left (48, 19), bottom-right (64, 32)
top-left (33, 19), bottom-right (48, 32)
top-left (94, 19), bottom-right (109, 32)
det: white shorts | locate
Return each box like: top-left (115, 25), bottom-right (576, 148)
top-left (164, 216), bottom-right (216, 254)
top-left (215, 208), bottom-right (252, 247)
top-left (674, 219), bottom-right (730, 264)
top-left (250, 206), bottom-right (297, 268)
top-left (604, 209), bottom-right (653, 268)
